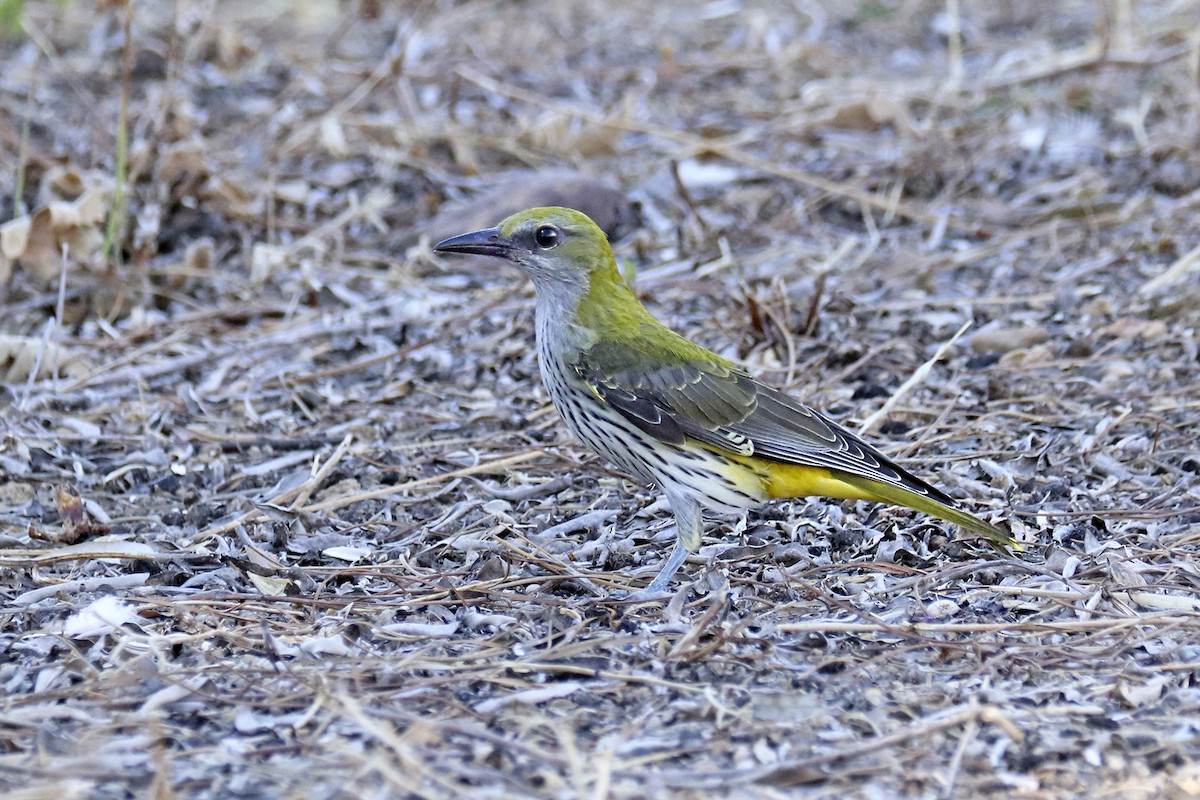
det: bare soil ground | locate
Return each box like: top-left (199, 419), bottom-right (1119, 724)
top-left (2, 1), bottom-right (1200, 797)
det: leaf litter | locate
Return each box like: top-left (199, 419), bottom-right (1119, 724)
top-left (1, 1), bottom-right (1200, 798)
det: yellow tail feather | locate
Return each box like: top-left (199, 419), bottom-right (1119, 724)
top-left (759, 462), bottom-right (1020, 550)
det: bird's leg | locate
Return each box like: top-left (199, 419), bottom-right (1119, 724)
top-left (643, 492), bottom-right (704, 593)
top-left (643, 540), bottom-right (687, 594)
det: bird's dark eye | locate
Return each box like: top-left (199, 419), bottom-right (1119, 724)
top-left (534, 225), bottom-right (560, 249)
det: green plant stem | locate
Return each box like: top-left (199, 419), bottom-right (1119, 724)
top-left (101, 2), bottom-right (133, 269)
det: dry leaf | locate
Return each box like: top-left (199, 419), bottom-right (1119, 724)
top-left (202, 174), bottom-right (261, 218)
top-left (320, 114), bottom-right (350, 157)
top-left (55, 487), bottom-right (85, 527)
top-left (1126, 591), bottom-right (1200, 612)
top-left (248, 572), bottom-right (295, 596)
top-left (0, 335), bottom-right (90, 381)
top-left (445, 128), bottom-right (480, 175)
top-left (1116, 676), bottom-right (1166, 707)
top-left (1171, 763), bottom-right (1200, 795)
top-left (519, 109), bottom-right (626, 157)
top-left (1098, 317), bottom-right (1169, 341)
top-left (185, 237), bottom-right (214, 272)
top-left (273, 180), bottom-right (311, 205)
top-left (822, 93), bottom-right (914, 134)
top-left (323, 546), bottom-right (371, 562)
top-left (161, 236), bottom-right (214, 291)
top-left (216, 25), bottom-right (255, 69)
top-left (29, 486), bottom-right (111, 543)
top-left (1, 215), bottom-right (32, 264)
top-left (972, 325), bottom-right (1050, 353)
top-left (40, 164), bottom-right (88, 200)
top-left (0, 184), bottom-right (112, 285)
top-left (998, 342), bottom-right (1055, 368)
top-left (158, 139), bottom-right (210, 185)
top-left (250, 242), bottom-right (290, 284)
top-left (0, 539), bottom-right (158, 566)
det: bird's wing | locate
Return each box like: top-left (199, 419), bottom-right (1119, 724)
top-left (574, 338), bottom-right (957, 505)
top-left (576, 336), bottom-right (758, 455)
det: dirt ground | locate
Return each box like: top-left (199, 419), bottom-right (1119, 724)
top-left (2, 1), bottom-right (1200, 797)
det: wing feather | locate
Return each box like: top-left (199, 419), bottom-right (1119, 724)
top-left (591, 382), bottom-right (686, 444)
top-left (573, 341), bottom-right (956, 505)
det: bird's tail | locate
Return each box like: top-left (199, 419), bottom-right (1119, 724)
top-left (837, 473), bottom-right (1021, 551)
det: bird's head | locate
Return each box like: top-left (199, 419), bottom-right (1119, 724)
top-left (433, 207), bottom-right (619, 301)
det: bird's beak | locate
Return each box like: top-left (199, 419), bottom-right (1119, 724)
top-left (432, 227), bottom-right (514, 259)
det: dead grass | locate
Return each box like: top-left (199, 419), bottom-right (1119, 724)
top-left (2, 1), bottom-right (1200, 797)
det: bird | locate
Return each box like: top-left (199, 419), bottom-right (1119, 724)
top-left (434, 207), bottom-right (1018, 594)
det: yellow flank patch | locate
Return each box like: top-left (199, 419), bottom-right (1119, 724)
top-left (708, 448), bottom-right (878, 502)
top-left (757, 461), bottom-right (881, 501)
top-left (690, 442), bottom-right (1019, 550)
